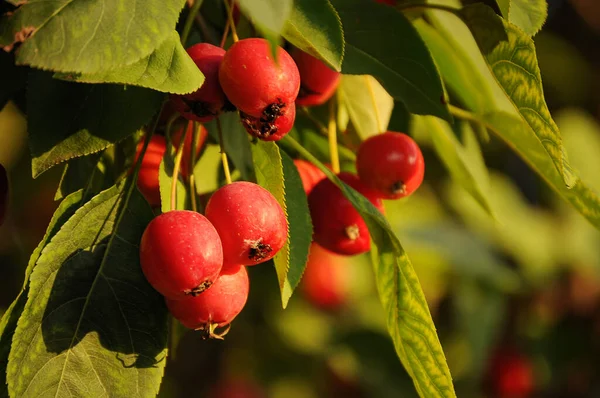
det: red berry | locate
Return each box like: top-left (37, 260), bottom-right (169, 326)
top-left (134, 135), bottom-right (167, 208)
top-left (291, 49), bottom-right (341, 107)
top-left (219, 38), bottom-right (300, 118)
top-left (301, 243), bottom-right (348, 310)
top-left (356, 131), bottom-right (424, 199)
top-left (171, 43), bottom-right (227, 122)
top-left (171, 122), bottom-right (208, 177)
top-left (0, 163), bottom-right (7, 226)
top-left (308, 172), bottom-right (383, 255)
top-left (140, 210), bottom-right (223, 299)
top-left (239, 101), bottom-right (295, 141)
top-left (490, 349), bottom-right (534, 398)
top-left (205, 182), bottom-right (288, 266)
top-left (293, 159), bottom-right (326, 195)
top-left (166, 264), bottom-right (249, 336)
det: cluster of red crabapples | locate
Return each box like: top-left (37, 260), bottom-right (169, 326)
top-left (294, 131), bottom-right (425, 310)
top-left (169, 36), bottom-right (341, 141)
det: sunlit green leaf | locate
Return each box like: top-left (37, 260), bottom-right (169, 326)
top-left (0, 0), bottom-right (186, 73)
top-left (54, 31), bottom-right (204, 95)
top-left (251, 141), bottom-right (312, 308)
top-left (461, 3), bottom-right (577, 188)
top-left (337, 75), bottom-right (394, 139)
top-left (496, 0), bottom-right (548, 36)
top-left (0, 190), bottom-right (84, 397)
top-left (237, 0), bottom-right (293, 48)
top-left (282, 0), bottom-right (344, 71)
top-left (6, 182), bottom-right (167, 397)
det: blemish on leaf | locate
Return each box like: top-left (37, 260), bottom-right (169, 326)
top-left (2, 26), bottom-right (36, 52)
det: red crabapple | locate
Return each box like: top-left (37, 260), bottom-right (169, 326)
top-left (171, 43), bottom-right (227, 122)
top-left (140, 210), bottom-right (223, 299)
top-left (134, 135), bottom-right (166, 208)
top-left (239, 101), bottom-right (296, 141)
top-left (489, 348), bottom-right (534, 398)
top-left (166, 264), bottom-right (249, 339)
top-left (301, 243), bottom-right (348, 311)
top-left (205, 181), bottom-right (288, 266)
top-left (308, 172), bottom-right (383, 255)
top-left (0, 163), bottom-right (7, 226)
top-left (291, 49), bottom-right (341, 107)
top-left (293, 159), bottom-right (326, 195)
top-left (356, 131), bottom-right (424, 199)
top-left (219, 38), bottom-right (300, 119)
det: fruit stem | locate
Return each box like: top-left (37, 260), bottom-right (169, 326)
top-left (189, 122), bottom-right (200, 212)
top-left (223, 0), bottom-right (239, 43)
top-left (181, 0), bottom-right (203, 45)
top-left (171, 122), bottom-right (190, 211)
top-left (299, 106), bottom-right (329, 136)
top-left (216, 117), bottom-right (233, 185)
top-left (364, 75), bottom-right (383, 133)
top-left (219, 18), bottom-right (231, 48)
top-left (328, 99), bottom-right (340, 174)
top-left (282, 136), bottom-right (336, 182)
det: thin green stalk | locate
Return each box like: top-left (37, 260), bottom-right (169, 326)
top-left (189, 122), bottom-right (199, 212)
top-left (171, 123), bottom-right (190, 211)
top-left (216, 117), bottom-right (233, 184)
top-left (181, 0), bottom-right (204, 44)
top-left (328, 100), bottom-right (340, 174)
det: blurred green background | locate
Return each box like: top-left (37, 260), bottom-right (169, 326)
top-left (2, 0), bottom-right (600, 397)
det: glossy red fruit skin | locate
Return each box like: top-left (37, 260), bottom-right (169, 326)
top-left (301, 243), bottom-right (347, 310)
top-left (219, 38), bottom-right (300, 118)
top-left (291, 49), bottom-right (341, 107)
top-left (490, 350), bottom-right (534, 398)
top-left (205, 181), bottom-right (288, 266)
top-left (166, 264), bottom-right (249, 329)
top-left (171, 43), bottom-right (227, 122)
top-left (293, 159), bottom-right (326, 195)
top-left (0, 163), bottom-right (8, 226)
top-left (135, 135), bottom-right (167, 208)
top-left (308, 172), bottom-right (383, 255)
top-left (356, 131), bottom-right (424, 199)
top-left (240, 101), bottom-right (296, 141)
top-left (171, 122), bottom-right (208, 177)
top-left (140, 210), bottom-right (224, 299)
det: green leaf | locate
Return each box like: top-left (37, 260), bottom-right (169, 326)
top-left (0, 190), bottom-right (84, 397)
top-left (251, 142), bottom-right (312, 308)
top-left (54, 31), bottom-right (205, 95)
top-left (330, 0), bottom-right (450, 120)
top-left (159, 137), bottom-right (190, 213)
top-left (7, 182), bottom-right (167, 397)
top-left (461, 3), bottom-right (577, 188)
top-left (337, 75), bottom-right (394, 139)
top-left (27, 71), bottom-right (163, 177)
top-left (236, 0), bottom-right (293, 47)
top-left (193, 144), bottom-right (222, 195)
top-left (496, 0), bottom-right (548, 36)
top-left (279, 151), bottom-right (313, 307)
top-left (484, 111), bottom-right (600, 230)
top-left (0, 0), bottom-right (186, 73)
top-left (55, 153), bottom-right (112, 201)
top-left (283, 136), bottom-right (456, 397)
top-left (205, 112), bottom-right (255, 181)
top-left (416, 116), bottom-right (494, 216)
top-left (282, 0), bottom-right (344, 71)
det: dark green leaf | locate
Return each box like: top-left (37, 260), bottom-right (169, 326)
top-left (0, 190), bottom-right (84, 398)
top-left (55, 153), bottom-right (112, 201)
top-left (496, 0), bottom-right (547, 36)
top-left (6, 182), bottom-right (167, 397)
top-left (205, 112), bottom-right (254, 180)
top-left (282, 0), bottom-right (344, 71)
top-left (54, 31), bottom-right (205, 95)
top-left (252, 142), bottom-right (312, 308)
top-left (236, 0), bottom-right (293, 48)
top-left (330, 0), bottom-right (450, 120)
top-left (27, 71), bottom-right (163, 177)
top-left (280, 150), bottom-right (313, 307)
top-left (284, 137), bottom-right (456, 397)
top-left (0, 0), bottom-right (186, 73)
top-left (461, 4), bottom-right (576, 188)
